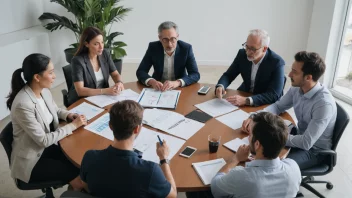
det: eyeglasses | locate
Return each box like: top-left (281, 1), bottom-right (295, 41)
top-left (161, 37), bottom-right (178, 44)
top-left (242, 42), bottom-right (263, 53)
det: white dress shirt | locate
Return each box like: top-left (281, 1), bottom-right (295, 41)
top-left (248, 52), bottom-right (266, 105)
top-left (146, 51), bottom-right (185, 87)
top-left (37, 97), bottom-right (53, 125)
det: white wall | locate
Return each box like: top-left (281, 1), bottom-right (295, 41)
top-left (45, 0), bottom-right (314, 68)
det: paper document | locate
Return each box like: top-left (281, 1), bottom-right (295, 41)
top-left (216, 109), bottom-right (249, 130)
top-left (85, 89), bottom-right (139, 108)
top-left (84, 113), bottom-right (114, 141)
top-left (143, 109), bottom-right (204, 140)
top-left (223, 136), bottom-right (249, 152)
top-left (195, 98), bottom-right (238, 117)
top-left (192, 158), bottom-right (226, 185)
top-left (137, 88), bottom-right (181, 109)
top-left (133, 127), bottom-right (185, 164)
top-left (69, 102), bottom-right (104, 121)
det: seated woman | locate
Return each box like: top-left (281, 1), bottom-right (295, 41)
top-left (7, 53), bottom-right (87, 191)
top-left (68, 26), bottom-right (124, 105)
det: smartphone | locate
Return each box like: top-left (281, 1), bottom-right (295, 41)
top-left (198, 86), bottom-right (211, 95)
top-left (179, 146), bottom-right (197, 158)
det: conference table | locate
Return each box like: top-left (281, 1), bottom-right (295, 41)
top-left (60, 82), bottom-right (293, 192)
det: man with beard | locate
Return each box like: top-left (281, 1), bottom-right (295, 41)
top-left (78, 101), bottom-right (177, 198)
top-left (216, 29), bottom-right (285, 106)
top-left (187, 112), bottom-right (301, 198)
top-left (242, 51), bottom-right (337, 170)
top-left (136, 21), bottom-right (200, 91)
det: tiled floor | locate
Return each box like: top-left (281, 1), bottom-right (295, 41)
top-left (0, 63), bottom-right (351, 198)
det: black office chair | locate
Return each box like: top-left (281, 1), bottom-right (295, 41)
top-left (299, 102), bottom-right (350, 198)
top-left (62, 65), bottom-right (73, 108)
top-left (60, 191), bottom-right (97, 198)
top-left (0, 122), bottom-right (65, 198)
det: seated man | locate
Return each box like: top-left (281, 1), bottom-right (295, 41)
top-left (79, 101), bottom-right (177, 198)
top-left (187, 112), bottom-right (301, 198)
top-left (242, 51), bottom-right (337, 170)
top-left (136, 21), bottom-right (200, 91)
top-left (216, 29), bottom-right (285, 106)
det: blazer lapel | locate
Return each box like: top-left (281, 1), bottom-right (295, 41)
top-left (24, 85), bottom-right (50, 132)
top-left (98, 55), bottom-right (109, 86)
top-left (173, 44), bottom-right (180, 79)
top-left (41, 89), bottom-right (59, 129)
top-left (83, 54), bottom-right (97, 88)
top-left (157, 42), bottom-right (165, 80)
top-left (253, 50), bottom-right (270, 91)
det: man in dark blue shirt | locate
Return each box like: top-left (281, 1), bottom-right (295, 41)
top-left (80, 100), bottom-right (177, 198)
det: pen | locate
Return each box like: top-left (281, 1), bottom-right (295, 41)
top-left (157, 135), bottom-right (163, 146)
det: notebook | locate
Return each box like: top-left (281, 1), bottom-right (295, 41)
top-left (137, 88), bottom-right (181, 109)
top-left (185, 109), bottom-right (213, 123)
top-left (192, 158), bottom-right (226, 185)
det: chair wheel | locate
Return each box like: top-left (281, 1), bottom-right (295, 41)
top-left (326, 183), bottom-right (333, 190)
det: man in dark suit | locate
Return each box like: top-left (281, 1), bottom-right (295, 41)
top-left (136, 21), bottom-right (200, 91)
top-left (216, 29), bottom-right (285, 106)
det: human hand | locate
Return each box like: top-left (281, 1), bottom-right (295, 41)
top-left (156, 140), bottom-right (170, 160)
top-left (226, 95), bottom-right (246, 106)
top-left (67, 113), bottom-right (78, 122)
top-left (149, 79), bottom-right (163, 91)
top-left (71, 115), bottom-right (88, 128)
top-left (235, 145), bottom-right (251, 162)
top-left (241, 118), bottom-right (252, 134)
top-left (161, 80), bottom-right (181, 91)
top-left (216, 86), bottom-right (226, 99)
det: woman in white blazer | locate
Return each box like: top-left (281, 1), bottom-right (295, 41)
top-left (7, 53), bottom-right (87, 191)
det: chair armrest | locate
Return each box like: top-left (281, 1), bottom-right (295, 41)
top-left (61, 89), bottom-right (68, 96)
top-left (61, 89), bottom-right (69, 108)
top-left (315, 149), bottom-right (337, 167)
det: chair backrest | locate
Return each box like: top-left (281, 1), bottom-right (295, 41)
top-left (62, 65), bottom-right (73, 90)
top-left (331, 102), bottom-right (350, 151)
top-left (0, 122), bottom-right (13, 166)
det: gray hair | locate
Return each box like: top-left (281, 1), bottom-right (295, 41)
top-left (158, 21), bottom-right (178, 34)
top-left (249, 29), bottom-right (270, 47)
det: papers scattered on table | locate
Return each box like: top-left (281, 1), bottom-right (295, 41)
top-left (69, 102), bottom-right (104, 121)
top-left (84, 113), bottom-right (114, 141)
top-left (216, 109), bottom-right (249, 130)
top-left (137, 88), bottom-right (181, 109)
top-left (194, 98), bottom-right (238, 117)
top-left (192, 158), bottom-right (226, 185)
top-left (133, 127), bottom-right (186, 164)
top-left (85, 89), bottom-right (139, 108)
top-left (143, 108), bottom-right (204, 140)
top-left (223, 136), bottom-right (249, 152)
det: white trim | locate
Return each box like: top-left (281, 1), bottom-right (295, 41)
top-left (123, 58), bottom-right (232, 66)
top-left (330, 88), bottom-right (352, 104)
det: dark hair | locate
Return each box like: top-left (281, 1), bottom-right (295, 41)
top-left (6, 53), bottom-right (50, 110)
top-left (74, 27), bottom-right (103, 56)
top-left (294, 51), bottom-right (326, 82)
top-left (251, 112), bottom-right (288, 159)
top-left (109, 100), bottom-right (144, 141)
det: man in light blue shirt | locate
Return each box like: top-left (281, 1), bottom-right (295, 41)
top-left (243, 51), bottom-right (336, 170)
top-left (187, 112), bottom-right (301, 198)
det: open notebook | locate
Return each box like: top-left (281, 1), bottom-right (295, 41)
top-left (192, 158), bottom-right (226, 185)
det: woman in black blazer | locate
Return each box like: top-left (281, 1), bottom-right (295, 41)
top-left (68, 27), bottom-right (124, 105)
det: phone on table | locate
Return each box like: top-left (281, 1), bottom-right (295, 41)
top-left (198, 86), bottom-right (211, 95)
top-left (179, 146), bottom-right (197, 158)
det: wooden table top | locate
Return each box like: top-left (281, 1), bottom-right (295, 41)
top-left (60, 81), bottom-right (293, 192)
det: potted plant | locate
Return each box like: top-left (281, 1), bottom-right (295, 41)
top-left (39, 0), bottom-right (131, 73)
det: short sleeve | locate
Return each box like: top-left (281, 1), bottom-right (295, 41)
top-left (71, 56), bottom-right (84, 82)
top-left (148, 164), bottom-right (171, 198)
top-left (80, 151), bottom-right (93, 183)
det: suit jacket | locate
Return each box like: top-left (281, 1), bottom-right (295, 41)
top-left (217, 48), bottom-right (285, 106)
top-left (10, 85), bottom-right (75, 183)
top-left (136, 40), bottom-right (200, 86)
top-left (68, 49), bottom-right (117, 105)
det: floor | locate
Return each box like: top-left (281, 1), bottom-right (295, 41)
top-left (0, 63), bottom-right (351, 198)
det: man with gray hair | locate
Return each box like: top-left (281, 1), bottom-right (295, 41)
top-left (136, 21), bottom-right (200, 91)
top-left (216, 29), bottom-right (285, 106)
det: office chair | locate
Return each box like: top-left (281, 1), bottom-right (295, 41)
top-left (0, 122), bottom-right (66, 198)
top-left (62, 65), bottom-right (73, 108)
top-left (60, 191), bottom-right (97, 198)
top-left (299, 102), bottom-right (350, 198)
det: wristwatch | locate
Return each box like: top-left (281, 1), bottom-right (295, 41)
top-left (160, 159), bottom-right (170, 165)
top-left (245, 98), bottom-right (250, 106)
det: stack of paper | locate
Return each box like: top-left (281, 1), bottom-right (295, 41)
top-left (195, 98), bottom-right (238, 117)
top-left (192, 158), bottom-right (226, 185)
top-left (216, 109), bottom-right (249, 130)
top-left (223, 136), bottom-right (249, 152)
top-left (85, 89), bottom-right (139, 108)
top-left (137, 88), bottom-right (181, 109)
top-left (69, 102), bottom-right (104, 121)
top-left (143, 109), bottom-right (204, 140)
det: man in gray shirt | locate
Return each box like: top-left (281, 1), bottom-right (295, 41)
top-left (187, 112), bottom-right (301, 198)
top-left (243, 51), bottom-right (337, 170)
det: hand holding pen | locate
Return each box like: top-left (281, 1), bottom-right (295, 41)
top-left (156, 135), bottom-right (169, 160)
